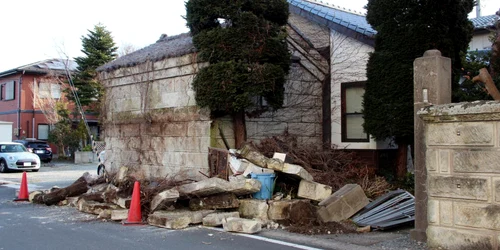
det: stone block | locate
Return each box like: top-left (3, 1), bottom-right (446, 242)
top-left (440, 200), bottom-right (453, 226)
top-left (427, 199), bottom-right (439, 225)
top-left (238, 199), bottom-right (269, 221)
top-left (428, 176), bottom-right (489, 200)
top-left (426, 122), bottom-right (494, 146)
top-left (454, 150), bottom-right (500, 173)
top-left (297, 180), bottom-right (332, 201)
top-left (177, 178), bottom-right (230, 196)
top-left (202, 212), bottom-right (240, 227)
top-left (426, 149), bottom-right (438, 172)
top-left (495, 179), bottom-right (500, 202)
top-left (222, 217), bottom-right (262, 234)
top-left (266, 158), bottom-right (284, 171)
top-left (239, 145), bottom-right (268, 167)
top-left (147, 210), bottom-right (215, 229)
top-left (150, 188), bottom-right (179, 212)
top-left (267, 200), bottom-right (293, 221)
top-left (439, 150), bottom-right (450, 173)
top-left (454, 202), bottom-right (500, 230)
top-left (317, 184), bottom-right (369, 222)
top-left (282, 163), bottom-right (313, 181)
top-left (111, 209), bottom-right (129, 221)
top-left (189, 193), bottom-right (239, 210)
top-left (228, 178), bottom-right (261, 195)
top-left (427, 226), bottom-right (493, 250)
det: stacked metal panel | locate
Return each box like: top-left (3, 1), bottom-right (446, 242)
top-left (352, 189), bottom-right (415, 230)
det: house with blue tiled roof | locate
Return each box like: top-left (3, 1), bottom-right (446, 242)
top-left (470, 14), bottom-right (498, 51)
top-left (96, 0), bottom-right (499, 178)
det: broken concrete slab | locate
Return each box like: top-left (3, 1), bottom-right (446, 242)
top-left (147, 210), bottom-right (215, 229)
top-left (177, 178), bottom-right (230, 196)
top-left (239, 144), bottom-right (268, 168)
top-left (228, 178), bottom-right (261, 195)
top-left (297, 180), bottom-right (332, 201)
top-left (77, 199), bottom-right (119, 215)
top-left (267, 200), bottom-right (293, 221)
top-left (150, 188), bottom-right (179, 212)
top-left (238, 199), bottom-right (269, 221)
top-left (86, 183), bottom-right (109, 194)
top-left (189, 193), bottom-right (239, 210)
top-left (229, 153), bottom-right (248, 174)
top-left (272, 152), bottom-right (287, 162)
top-left (222, 217), bottom-right (262, 234)
top-left (111, 209), bottom-right (129, 221)
top-left (98, 209), bottom-right (112, 219)
top-left (202, 212), bottom-right (240, 227)
top-left (318, 184), bottom-right (369, 223)
top-left (242, 162), bottom-right (274, 177)
top-left (113, 197), bottom-right (131, 209)
top-left (67, 196), bottom-right (80, 207)
top-left (282, 163), bottom-right (313, 181)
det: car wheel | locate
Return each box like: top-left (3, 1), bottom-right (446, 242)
top-left (0, 160), bottom-right (8, 173)
top-left (97, 164), bottom-right (105, 176)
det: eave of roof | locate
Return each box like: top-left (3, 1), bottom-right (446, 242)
top-left (288, 0), bottom-right (375, 46)
top-left (0, 59), bottom-right (77, 78)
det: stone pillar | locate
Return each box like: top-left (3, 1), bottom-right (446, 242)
top-left (410, 50), bottom-right (451, 242)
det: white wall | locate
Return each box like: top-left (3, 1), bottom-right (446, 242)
top-left (470, 33), bottom-right (492, 51)
top-left (330, 30), bottom-right (392, 150)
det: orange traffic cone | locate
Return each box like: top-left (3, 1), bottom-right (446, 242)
top-left (14, 172), bottom-right (29, 202)
top-left (122, 181), bottom-right (144, 225)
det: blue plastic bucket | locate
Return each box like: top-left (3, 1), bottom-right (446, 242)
top-left (250, 173), bottom-right (275, 200)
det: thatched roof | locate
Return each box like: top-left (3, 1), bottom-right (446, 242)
top-left (97, 33), bottom-right (195, 72)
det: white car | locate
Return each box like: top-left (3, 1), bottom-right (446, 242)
top-left (0, 142), bottom-right (41, 173)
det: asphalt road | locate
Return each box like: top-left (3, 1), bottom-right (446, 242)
top-left (0, 163), bottom-right (321, 250)
top-left (0, 162), bottom-right (426, 250)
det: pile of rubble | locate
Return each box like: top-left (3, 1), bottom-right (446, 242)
top-left (28, 144), bottom-right (413, 234)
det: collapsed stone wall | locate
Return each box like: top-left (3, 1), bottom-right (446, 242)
top-left (100, 55), bottom-right (212, 180)
top-left (419, 101), bottom-right (500, 249)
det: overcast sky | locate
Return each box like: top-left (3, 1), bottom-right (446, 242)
top-left (0, 0), bottom-right (499, 72)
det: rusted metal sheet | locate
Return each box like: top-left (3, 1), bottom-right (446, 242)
top-left (208, 147), bottom-right (229, 180)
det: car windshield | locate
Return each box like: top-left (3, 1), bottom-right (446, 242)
top-left (1, 144), bottom-right (28, 153)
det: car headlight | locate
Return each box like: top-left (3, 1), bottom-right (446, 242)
top-left (7, 156), bottom-right (16, 162)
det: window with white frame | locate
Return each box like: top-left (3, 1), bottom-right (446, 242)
top-left (341, 82), bottom-right (369, 142)
top-left (38, 124), bottom-right (50, 140)
top-left (39, 82), bottom-right (61, 99)
top-left (5, 81), bottom-right (15, 100)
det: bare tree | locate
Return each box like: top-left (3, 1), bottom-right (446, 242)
top-left (117, 43), bottom-right (139, 57)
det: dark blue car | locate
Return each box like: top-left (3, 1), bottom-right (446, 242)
top-left (13, 139), bottom-right (53, 163)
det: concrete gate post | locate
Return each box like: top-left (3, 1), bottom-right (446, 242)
top-left (410, 50), bottom-right (451, 242)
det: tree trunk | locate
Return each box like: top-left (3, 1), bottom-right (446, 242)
top-left (33, 175), bottom-right (90, 206)
top-left (395, 143), bottom-right (408, 180)
top-left (233, 111), bottom-right (247, 149)
top-left (472, 68), bottom-right (500, 100)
